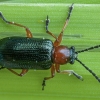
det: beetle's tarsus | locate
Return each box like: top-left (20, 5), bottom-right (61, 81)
top-left (46, 15), bottom-right (50, 32)
top-left (70, 3), bottom-right (74, 11)
top-left (97, 78), bottom-right (100, 82)
top-left (67, 3), bottom-right (74, 20)
top-left (42, 79), bottom-right (46, 90)
top-left (73, 72), bottom-right (83, 81)
top-left (46, 15), bottom-right (50, 24)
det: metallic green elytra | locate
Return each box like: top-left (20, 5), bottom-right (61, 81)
top-left (0, 37), bottom-right (53, 70)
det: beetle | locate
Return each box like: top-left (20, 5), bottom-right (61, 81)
top-left (0, 4), bottom-right (100, 90)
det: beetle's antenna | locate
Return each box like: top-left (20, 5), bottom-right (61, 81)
top-left (75, 58), bottom-right (100, 82)
top-left (76, 45), bottom-right (100, 54)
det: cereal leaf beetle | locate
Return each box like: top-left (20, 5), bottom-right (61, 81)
top-left (0, 4), bottom-right (100, 90)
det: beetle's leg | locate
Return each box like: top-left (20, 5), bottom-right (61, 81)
top-left (61, 4), bottom-right (74, 33)
top-left (54, 64), bottom-right (83, 80)
top-left (7, 68), bottom-right (28, 76)
top-left (55, 64), bottom-right (60, 73)
top-left (20, 69), bottom-right (28, 76)
top-left (45, 14), bottom-right (64, 47)
top-left (42, 64), bottom-right (55, 90)
top-left (45, 15), bottom-right (61, 47)
top-left (61, 70), bottom-right (83, 81)
top-left (45, 15), bottom-right (57, 39)
top-left (53, 32), bottom-right (63, 47)
top-left (53, 4), bottom-right (74, 47)
top-left (0, 12), bottom-right (32, 38)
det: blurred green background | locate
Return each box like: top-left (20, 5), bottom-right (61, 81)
top-left (0, 0), bottom-right (100, 100)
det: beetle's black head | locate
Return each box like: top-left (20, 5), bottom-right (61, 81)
top-left (69, 46), bottom-right (77, 64)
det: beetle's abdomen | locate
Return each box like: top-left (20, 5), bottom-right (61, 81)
top-left (0, 37), bottom-right (53, 70)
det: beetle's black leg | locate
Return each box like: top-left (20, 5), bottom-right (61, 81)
top-left (72, 72), bottom-right (83, 81)
top-left (61, 70), bottom-right (83, 81)
top-left (42, 64), bottom-right (55, 90)
top-left (45, 15), bottom-right (57, 39)
top-left (0, 12), bottom-right (32, 38)
top-left (61, 3), bottom-right (74, 33)
top-left (52, 4), bottom-right (74, 47)
top-left (42, 79), bottom-right (46, 90)
top-left (46, 15), bottom-right (49, 32)
top-left (55, 64), bottom-right (83, 80)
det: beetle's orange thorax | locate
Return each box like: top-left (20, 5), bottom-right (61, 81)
top-left (52, 45), bottom-right (70, 64)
